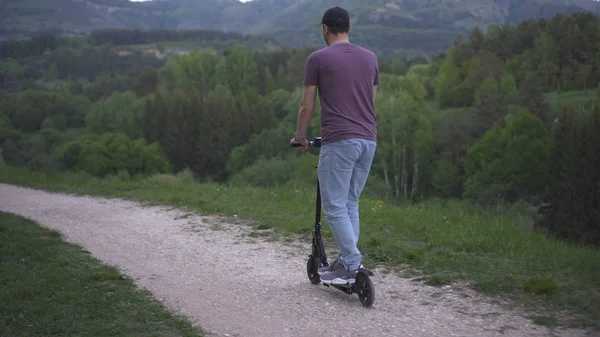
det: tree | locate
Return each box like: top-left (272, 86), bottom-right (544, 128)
top-left (215, 45), bottom-right (259, 95)
top-left (466, 50), bottom-right (504, 84)
top-left (452, 36), bottom-right (475, 67)
top-left (86, 91), bottom-right (144, 139)
top-left (539, 102), bottom-right (600, 246)
top-left (135, 68), bottom-right (159, 97)
top-left (518, 72), bottom-right (549, 124)
top-left (390, 59), bottom-right (407, 76)
top-left (481, 24), bottom-right (503, 56)
top-left (434, 46), bottom-right (461, 108)
top-left (163, 50), bottom-right (219, 95)
top-left (500, 72), bottom-right (519, 106)
top-left (464, 108), bottom-right (550, 204)
top-left (46, 63), bottom-right (59, 81)
top-left (468, 26), bottom-right (484, 52)
top-left (374, 87), bottom-right (435, 200)
top-left (431, 159), bottom-right (462, 198)
top-left (142, 90), bottom-right (168, 145)
top-left (471, 76), bottom-right (506, 139)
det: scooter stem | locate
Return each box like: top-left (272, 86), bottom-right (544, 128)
top-left (315, 176), bottom-right (322, 233)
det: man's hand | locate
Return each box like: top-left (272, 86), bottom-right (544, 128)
top-left (290, 137), bottom-right (309, 151)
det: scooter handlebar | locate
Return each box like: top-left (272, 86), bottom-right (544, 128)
top-left (291, 136), bottom-right (322, 148)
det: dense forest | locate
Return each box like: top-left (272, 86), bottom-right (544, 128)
top-left (1, 12), bottom-right (599, 246)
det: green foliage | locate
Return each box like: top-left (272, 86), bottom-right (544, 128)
top-left (518, 72), bottom-right (550, 124)
top-left (0, 128), bottom-right (25, 166)
top-left (228, 150), bottom-right (320, 190)
top-left (431, 159), bottom-right (462, 198)
top-left (0, 90), bottom-right (90, 132)
top-left (374, 83), bottom-right (435, 200)
top-left (142, 61), bottom-right (277, 181)
top-left (464, 108), bottom-right (550, 204)
top-left (0, 115), bottom-right (75, 171)
top-left (41, 115), bottom-right (67, 131)
top-left (500, 72), bottom-right (519, 105)
top-left (145, 168), bottom-right (198, 187)
top-left (264, 89), bottom-right (293, 119)
top-left (0, 113), bottom-right (13, 129)
top-left (471, 75), bottom-right (507, 138)
top-left (215, 45), bottom-right (259, 95)
top-left (85, 91), bottom-right (144, 139)
top-left (228, 155), bottom-right (296, 188)
top-left (162, 51), bottom-right (219, 93)
top-left (539, 101), bottom-right (600, 246)
top-left (433, 45), bottom-right (479, 109)
top-left (445, 81), bottom-right (475, 108)
top-left (532, 32), bottom-right (560, 90)
top-left (60, 133), bottom-right (170, 178)
top-left (226, 122), bottom-right (294, 177)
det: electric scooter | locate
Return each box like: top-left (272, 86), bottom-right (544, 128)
top-left (291, 136), bottom-right (375, 308)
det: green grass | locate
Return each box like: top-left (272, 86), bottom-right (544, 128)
top-left (546, 89), bottom-right (598, 120)
top-left (1, 166), bottom-right (599, 330)
top-left (0, 210), bottom-right (203, 337)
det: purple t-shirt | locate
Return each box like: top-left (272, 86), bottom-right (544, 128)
top-left (303, 42), bottom-right (379, 145)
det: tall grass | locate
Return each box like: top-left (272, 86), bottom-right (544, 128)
top-left (1, 166), bottom-right (599, 329)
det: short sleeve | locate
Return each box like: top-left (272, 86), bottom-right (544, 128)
top-left (303, 53), bottom-right (319, 86)
top-left (373, 55), bottom-right (379, 85)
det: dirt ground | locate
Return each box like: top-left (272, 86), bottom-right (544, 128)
top-left (0, 183), bottom-right (594, 337)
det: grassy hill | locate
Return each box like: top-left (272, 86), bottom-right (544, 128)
top-left (1, 0), bottom-right (598, 55)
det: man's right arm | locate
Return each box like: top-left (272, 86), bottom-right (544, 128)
top-left (373, 56), bottom-right (379, 105)
top-left (373, 85), bottom-right (377, 105)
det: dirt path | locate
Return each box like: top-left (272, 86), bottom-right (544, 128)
top-left (0, 183), bottom-right (592, 337)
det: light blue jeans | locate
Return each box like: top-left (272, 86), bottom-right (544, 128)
top-left (317, 138), bottom-right (377, 272)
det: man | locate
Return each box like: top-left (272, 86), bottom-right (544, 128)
top-left (290, 6), bottom-right (379, 285)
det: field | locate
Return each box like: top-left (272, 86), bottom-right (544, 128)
top-left (119, 39), bottom-right (283, 56)
top-left (1, 166), bottom-right (599, 329)
top-left (546, 89), bottom-right (598, 119)
top-left (0, 211), bottom-right (203, 336)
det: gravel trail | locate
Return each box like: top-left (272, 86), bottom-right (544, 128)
top-left (0, 183), bottom-right (592, 337)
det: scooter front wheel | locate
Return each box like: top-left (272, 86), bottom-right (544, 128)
top-left (356, 271), bottom-right (375, 307)
top-left (307, 256), bottom-right (321, 284)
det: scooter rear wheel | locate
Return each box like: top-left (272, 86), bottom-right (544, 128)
top-left (307, 256), bottom-right (321, 284)
top-left (356, 271), bottom-right (375, 307)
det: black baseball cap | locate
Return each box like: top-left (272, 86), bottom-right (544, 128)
top-left (320, 6), bottom-right (350, 29)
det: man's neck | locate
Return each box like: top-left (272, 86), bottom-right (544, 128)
top-left (329, 34), bottom-right (350, 46)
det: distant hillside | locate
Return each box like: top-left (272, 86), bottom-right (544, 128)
top-left (1, 0), bottom-right (598, 55)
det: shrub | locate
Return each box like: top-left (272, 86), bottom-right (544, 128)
top-left (60, 132), bottom-right (170, 178)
